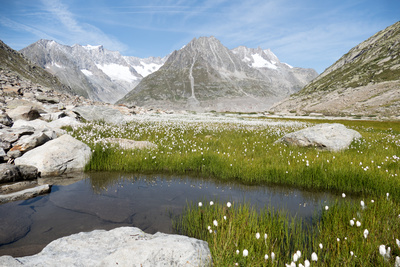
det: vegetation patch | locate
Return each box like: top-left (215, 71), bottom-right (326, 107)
top-left (66, 114), bottom-right (400, 265)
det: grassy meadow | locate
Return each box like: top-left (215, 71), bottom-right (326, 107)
top-left (66, 113), bottom-right (400, 266)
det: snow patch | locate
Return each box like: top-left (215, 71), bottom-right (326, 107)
top-left (84, 45), bottom-right (102, 50)
top-left (96, 63), bottom-right (138, 83)
top-left (283, 63), bottom-right (293, 69)
top-left (251, 54), bottom-right (278, 70)
top-left (134, 62), bottom-right (163, 77)
top-left (46, 62), bottom-right (64, 69)
top-left (81, 69), bottom-right (93, 76)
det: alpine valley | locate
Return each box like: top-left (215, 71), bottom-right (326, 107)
top-left (21, 37), bottom-right (317, 111)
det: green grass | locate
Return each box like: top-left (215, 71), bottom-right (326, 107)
top-left (66, 115), bottom-right (400, 266)
top-left (174, 196), bottom-right (400, 266)
top-left (68, 117), bottom-right (400, 201)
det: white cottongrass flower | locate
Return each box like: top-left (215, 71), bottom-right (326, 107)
top-left (342, 193), bottom-right (346, 198)
top-left (227, 202), bottom-right (232, 208)
top-left (286, 262), bottom-right (296, 267)
top-left (271, 252), bottom-right (275, 261)
top-left (311, 252), bottom-right (318, 261)
top-left (360, 200), bottom-right (365, 209)
top-left (210, 201), bottom-right (214, 206)
top-left (293, 253), bottom-right (299, 262)
top-left (319, 243), bottom-right (323, 249)
top-left (256, 233), bottom-right (260, 239)
top-left (296, 250), bottom-right (301, 258)
top-left (264, 233), bottom-right (268, 240)
top-left (387, 192), bottom-right (390, 200)
top-left (395, 256), bottom-right (400, 267)
top-left (350, 219), bottom-right (355, 226)
top-left (299, 264), bottom-right (304, 267)
top-left (207, 226), bottom-right (211, 230)
top-left (350, 251), bottom-right (354, 256)
top-left (356, 221), bottom-right (361, 227)
top-left (396, 239), bottom-right (400, 248)
top-left (213, 220), bottom-right (218, 227)
top-left (379, 245), bottom-right (386, 256)
top-left (236, 249), bottom-right (239, 255)
top-left (209, 229), bottom-right (212, 233)
top-left (223, 215), bottom-right (227, 220)
top-left (243, 249), bottom-right (248, 257)
top-left (304, 259), bottom-right (310, 267)
top-left (363, 229), bottom-right (369, 239)
top-left (264, 254), bottom-right (269, 260)
top-left (198, 202), bottom-right (203, 207)
top-left (325, 205), bottom-right (329, 210)
top-left (379, 245), bottom-right (391, 260)
top-left (337, 238), bottom-right (340, 242)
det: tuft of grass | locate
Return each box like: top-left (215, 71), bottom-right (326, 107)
top-left (174, 195), bottom-right (400, 266)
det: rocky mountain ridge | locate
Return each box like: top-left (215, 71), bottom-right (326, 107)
top-left (117, 36), bottom-right (317, 112)
top-left (0, 40), bottom-right (73, 95)
top-left (270, 21), bottom-right (400, 118)
top-left (20, 40), bottom-right (168, 104)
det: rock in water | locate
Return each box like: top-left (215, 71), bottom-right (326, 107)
top-left (0, 227), bottom-right (212, 266)
top-left (277, 123), bottom-right (362, 151)
top-left (0, 184), bottom-right (51, 204)
top-left (14, 134), bottom-right (92, 176)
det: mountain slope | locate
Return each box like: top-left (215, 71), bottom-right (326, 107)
top-left (0, 40), bottom-right (72, 94)
top-left (117, 37), bottom-right (317, 111)
top-left (271, 21), bottom-right (400, 117)
top-left (20, 40), bottom-right (167, 103)
top-left (232, 46), bottom-right (317, 94)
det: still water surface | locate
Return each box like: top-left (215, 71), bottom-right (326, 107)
top-left (0, 172), bottom-right (339, 257)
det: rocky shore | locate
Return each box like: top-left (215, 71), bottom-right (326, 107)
top-left (0, 68), bottom-right (173, 202)
top-left (0, 67), bottom-right (213, 265)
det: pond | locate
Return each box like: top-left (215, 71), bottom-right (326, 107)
top-left (0, 172), bottom-right (339, 257)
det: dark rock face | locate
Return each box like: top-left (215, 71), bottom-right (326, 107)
top-left (0, 164), bottom-right (39, 183)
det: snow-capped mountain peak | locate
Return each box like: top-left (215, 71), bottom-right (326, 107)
top-left (20, 40), bottom-right (169, 103)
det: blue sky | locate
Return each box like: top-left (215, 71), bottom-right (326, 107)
top-left (0, 0), bottom-right (398, 73)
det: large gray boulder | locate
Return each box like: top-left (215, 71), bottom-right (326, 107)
top-left (6, 106), bottom-right (41, 121)
top-left (0, 227), bottom-right (212, 266)
top-left (14, 134), bottom-right (92, 176)
top-left (277, 123), bottom-right (362, 151)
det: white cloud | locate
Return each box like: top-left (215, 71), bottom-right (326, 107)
top-left (0, 16), bottom-right (54, 40)
top-left (39, 0), bottom-right (128, 51)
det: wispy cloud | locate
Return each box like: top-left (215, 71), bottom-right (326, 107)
top-left (38, 0), bottom-right (128, 51)
top-left (1, 0), bottom-right (397, 71)
top-left (0, 16), bottom-right (54, 40)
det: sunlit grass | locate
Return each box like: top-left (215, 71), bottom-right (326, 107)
top-left (65, 114), bottom-right (400, 266)
top-left (174, 196), bottom-right (400, 266)
top-left (67, 114), bottom-right (400, 201)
